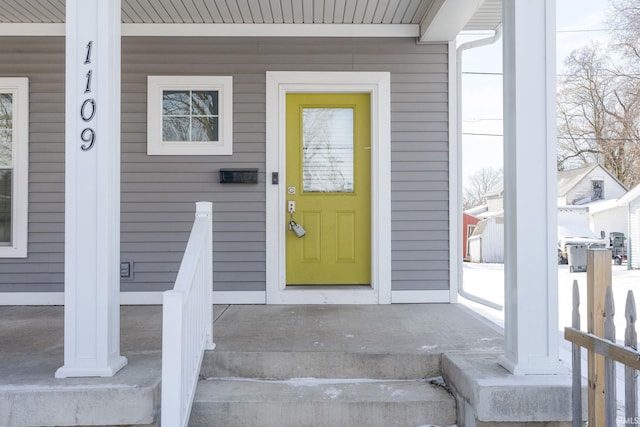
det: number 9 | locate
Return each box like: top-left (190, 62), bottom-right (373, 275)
top-left (81, 128), bottom-right (95, 151)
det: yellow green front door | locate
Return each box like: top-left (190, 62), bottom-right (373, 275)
top-left (286, 93), bottom-right (371, 285)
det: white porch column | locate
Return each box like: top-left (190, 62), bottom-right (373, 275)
top-left (56, 0), bottom-right (126, 378)
top-left (500, 0), bottom-right (564, 375)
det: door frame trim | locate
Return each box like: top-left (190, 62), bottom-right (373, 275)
top-left (265, 71), bottom-right (391, 304)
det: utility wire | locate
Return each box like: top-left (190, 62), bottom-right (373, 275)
top-left (463, 132), bottom-right (503, 137)
top-left (462, 71), bottom-right (502, 75)
top-left (557, 28), bottom-right (613, 33)
top-left (558, 136), bottom-right (639, 141)
top-left (462, 133), bottom-right (640, 142)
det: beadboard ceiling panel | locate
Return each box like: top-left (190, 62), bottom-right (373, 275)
top-left (0, 0), bottom-right (502, 36)
top-left (463, 0), bottom-right (502, 31)
top-left (0, 0), bottom-right (498, 26)
top-left (0, 0), bottom-right (65, 22)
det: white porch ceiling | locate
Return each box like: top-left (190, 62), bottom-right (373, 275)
top-left (0, 0), bottom-right (502, 36)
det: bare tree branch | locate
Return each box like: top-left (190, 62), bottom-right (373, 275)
top-left (463, 167), bottom-right (503, 210)
top-left (557, 10), bottom-right (640, 190)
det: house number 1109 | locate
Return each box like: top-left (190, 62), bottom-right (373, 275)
top-left (80, 41), bottom-right (96, 151)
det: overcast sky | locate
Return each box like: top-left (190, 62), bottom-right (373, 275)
top-left (460, 0), bottom-right (612, 182)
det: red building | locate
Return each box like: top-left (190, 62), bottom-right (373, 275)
top-left (463, 212), bottom-right (481, 260)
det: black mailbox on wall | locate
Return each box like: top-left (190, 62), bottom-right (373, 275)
top-left (219, 168), bottom-right (259, 184)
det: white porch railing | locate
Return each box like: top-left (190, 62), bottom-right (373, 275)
top-left (161, 201), bottom-right (215, 427)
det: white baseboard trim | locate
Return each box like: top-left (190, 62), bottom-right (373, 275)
top-left (121, 292), bottom-right (164, 305)
top-left (267, 287), bottom-right (380, 305)
top-left (0, 292), bottom-right (64, 305)
top-left (213, 291), bottom-right (266, 304)
top-left (391, 290), bottom-right (452, 304)
top-left (0, 291), bottom-right (268, 305)
top-left (0, 292), bottom-right (165, 305)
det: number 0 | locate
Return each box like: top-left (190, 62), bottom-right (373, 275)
top-left (81, 98), bottom-right (96, 122)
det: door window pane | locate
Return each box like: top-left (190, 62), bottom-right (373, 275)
top-left (302, 108), bottom-right (354, 193)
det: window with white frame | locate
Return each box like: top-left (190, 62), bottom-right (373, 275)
top-left (591, 178), bottom-right (604, 201)
top-left (0, 78), bottom-right (28, 258)
top-left (147, 76), bottom-right (233, 155)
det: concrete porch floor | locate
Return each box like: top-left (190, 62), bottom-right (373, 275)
top-left (0, 303), bottom-right (574, 426)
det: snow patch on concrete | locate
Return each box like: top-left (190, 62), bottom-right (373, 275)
top-left (391, 388), bottom-right (406, 397)
top-left (419, 345), bottom-right (438, 351)
top-left (323, 387), bottom-right (342, 399)
top-left (207, 377), bottom-right (434, 387)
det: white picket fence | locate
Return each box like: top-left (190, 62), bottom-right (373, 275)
top-left (564, 249), bottom-right (639, 427)
top-left (161, 201), bottom-right (215, 427)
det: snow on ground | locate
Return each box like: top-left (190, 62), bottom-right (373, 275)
top-left (461, 262), bottom-right (640, 342)
top-left (462, 262), bottom-right (640, 419)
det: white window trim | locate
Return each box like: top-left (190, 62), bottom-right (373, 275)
top-left (147, 75), bottom-right (233, 155)
top-left (0, 77), bottom-right (28, 258)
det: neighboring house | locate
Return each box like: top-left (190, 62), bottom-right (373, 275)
top-left (470, 164), bottom-right (628, 264)
top-left (0, 2), bottom-right (570, 422)
top-left (556, 165), bottom-right (628, 247)
top-left (587, 198), bottom-right (628, 240)
top-left (617, 184), bottom-right (640, 269)
top-left (462, 211), bottom-right (482, 260)
top-left (558, 205), bottom-right (595, 239)
top-left (467, 211), bottom-right (504, 263)
top-left (557, 164), bottom-right (627, 206)
top-left (487, 164), bottom-right (627, 213)
top-left (484, 179), bottom-right (504, 212)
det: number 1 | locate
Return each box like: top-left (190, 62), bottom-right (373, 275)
top-left (85, 70), bottom-right (92, 93)
top-left (84, 41), bottom-right (93, 64)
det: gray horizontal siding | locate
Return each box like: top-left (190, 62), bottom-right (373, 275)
top-left (0, 36), bottom-right (449, 295)
top-left (0, 37), bottom-right (65, 292)
top-left (386, 41), bottom-right (449, 291)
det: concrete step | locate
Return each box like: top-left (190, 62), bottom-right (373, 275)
top-left (1, 352), bottom-right (161, 427)
top-left (189, 377), bottom-right (456, 427)
top-left (201, 350), bottom-right (441, 380)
